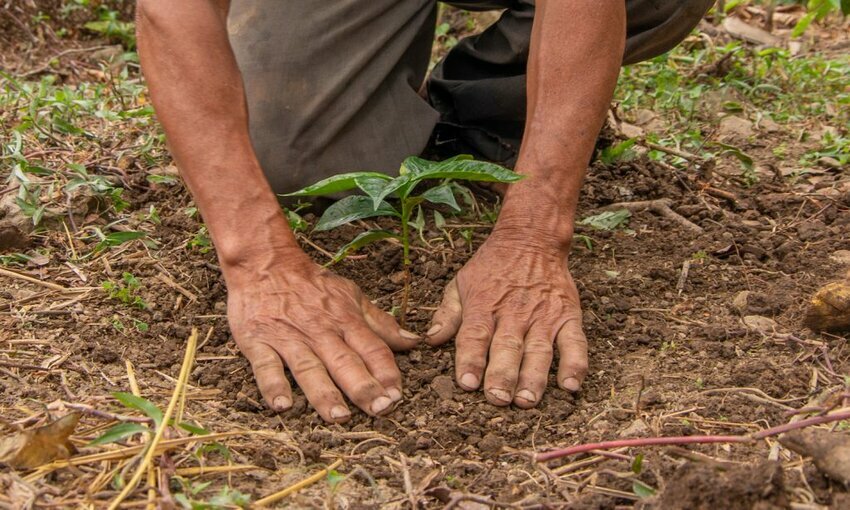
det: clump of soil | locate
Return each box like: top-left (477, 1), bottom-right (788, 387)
top-left (655, 461), bottom-right (788, 510)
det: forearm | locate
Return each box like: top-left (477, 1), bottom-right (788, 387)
top-left (137, 0), bottom-right (297, 269)
top-left (497, 0), bottom-right (626, 250)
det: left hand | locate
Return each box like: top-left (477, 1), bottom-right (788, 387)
top-left (425, 229), bottom-right (588, 408)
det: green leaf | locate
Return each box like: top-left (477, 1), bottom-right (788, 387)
top-left (314, 196), bottom-right (399, 231)
top-left (88, 422), bottom-right (149, 446)
top-left (713, 142), bottom-right (753, 170)
top-left (434, 210), bottom-right (447, 230)
top-left (600, 139), bottom-right (637, 165)
top-left (178, 422), bottom-right (211, 436)
top-left (95, 231), bottom-right (146, 251)
top-left (631, 453), bottom-right (644, 474)
top-left (374, 174), bottom-right (413, 204)
top-left (842, 0), bottom-right (850, 16)
top-left (354, 175), bottom-right (394, 210)
top-left (420, 184), bottom-right (461, 212)
top-left (632, 480), bottom-right (656, 498)
top-left (112, 392), bottom-right (164, 426)
top-left (331, 229), bottom-right (399, 263)
top-left (403, 155), bottom-right (523, 184)
top-left (579, 210), bottom-right (632, 231)
top-left (285, 172), bottom-right (391, 197)
top-left (791, 11), bottom-right (816, 38)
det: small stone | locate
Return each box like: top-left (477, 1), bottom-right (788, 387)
top-left (718, 115), bottom-right (754, 140)
top-left (430, 375), bottom-right (455, 400)
top-left (759, 117), bottom-right (781, 133)
top-left (477, 433), bottom-right (504, 457)
top-left (818, 157), bottom-right (843, 170)
top-left (389, 271), bottom-right (406, 285)
top-left (743, 315), bottom-right (778, 334)
top-left (619, 122), bottom-right (644, 138)
top-left (619, 419), bottom-right (649, 438)
top-left (732, 291), bottom-right (750, 316)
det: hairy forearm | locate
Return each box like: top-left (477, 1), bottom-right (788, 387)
top-left (497, 0), bottom-right (626, 250)
top-left (137, 0), bottom-right (297, 269)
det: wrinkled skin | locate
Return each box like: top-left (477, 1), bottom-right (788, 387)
top-left (426, 231), bottom-right (588, 408)
top-left (226, 249), bottom-right (419, 423)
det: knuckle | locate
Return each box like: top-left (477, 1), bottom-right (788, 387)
top-left (458, 322), bottom-right (492, 342)
top-left (524, 340), bottom-right (554, 357)
top-left (329, 351), bottom-right (362, 371)
top-left (288, 355), bottom-right (324, 376)
top-left (492, 336), bottom-right (524, 355)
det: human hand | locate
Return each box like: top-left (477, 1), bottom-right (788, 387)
top-left (425, 231), bottom-right (587, 408)
top-left (225, 247), bottom-right (419, 422)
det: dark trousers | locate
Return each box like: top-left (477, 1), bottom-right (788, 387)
top-left (228, 0), bottom-right (714, 194)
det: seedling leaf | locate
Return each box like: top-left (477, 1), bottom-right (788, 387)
top-left (632, 480), bottom-right (656, 498)
top-left (403, 155), bottom-right (522, 183)
top-left (95, 231), bottom-right (146, 252)
top-left (420, 183), bottom-right (461, 212)
top-left (579, 210), bottom-right (631, 231)
top-left (331, 229), bottom-right (399, 263)
top-left (88, 422), bottom-right (149, 446)
top-left (285, 172), bottom-right (391, 197)
top-left (178, 422), bottom-right (211, 436)
top-left (112, 392), bottom-right (164, 426)
top-left (315, 196), bottom-right (400, 231)
top-left (631, 453), bottom-right (644, 474)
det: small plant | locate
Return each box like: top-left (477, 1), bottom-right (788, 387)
top-left (287, 155), bottom-right (522, 325)
top-left (102, 272), bottom-right (148, 309)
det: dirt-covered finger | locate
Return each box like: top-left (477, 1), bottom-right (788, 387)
top-left (280, 342), bottom-right (350, 423)
top-left (454, 312), bottom-right (494, 391)
top-left (556, 318), bottom-right (588, 392)
top-left (513, 324), bottom-right (555, 409)
top-left (361, 297), bottom-right (419, 351)
top-left (244, 342), bottom-right (293, 412)
top-left (344, 323), bottom-right (404, 403)
top-left (311, 334), bottom-right (395, 416)
top-left (426, 278), bottom-right (463, 346)
top-left (483, 318), bottom-right (527, 406)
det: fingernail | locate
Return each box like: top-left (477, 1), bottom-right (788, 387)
top-left (515, 389), bottom-right (537, 403)
top-left (459, 372), bottom-right (480, 390)
top-left (563, 377), bottom-right (581, 392)
top-left (330, 405), bottom-right (351, 420)
top-left (399, 328), bottom-right (420, 341)
top-left (387, 387), bottom-right (403, 402)
top-left (371, 396), bottom-right (394, 415)
top-left (426, 324), bottom-right (442, 337)
top-left (488, 388), bottom-right (512, 404)
top-left (273, 396), bottom-right (292, 411)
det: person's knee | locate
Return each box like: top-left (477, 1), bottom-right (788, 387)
top-left (624, 0), bottom-right (714, 65)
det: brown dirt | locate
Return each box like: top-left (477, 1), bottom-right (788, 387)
top-left (2, 4), bottom-right (850, 510)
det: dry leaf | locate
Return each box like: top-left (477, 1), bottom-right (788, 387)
top-left (804, 274), bottom-right (850, 333)
top-left (0, 413), bottom-right (80, 469)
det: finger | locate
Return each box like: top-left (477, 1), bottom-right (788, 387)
top-left (513, 323), bottom-right (555, 409)
top-left (426, 278), bottom-right (463, 346)
top-left (361, 297), bottom-right (419, 351)
top-left (454, 311), bottom-right (494, 391)
top-left (280, 342), bottom-right (351, 423)
top-left (483, 317), bottom-right (527, 406)
top-left (311, 333), bottom-right (395, 416)
top-left (556, 317), bottom-right (589, 392)
top-left (344, 323), bottom-right (404, 403)
top-left (244, 342), bottom-right (293, 412)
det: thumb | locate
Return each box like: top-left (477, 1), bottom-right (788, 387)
top-left (425, 277), bottom-right (463, 346)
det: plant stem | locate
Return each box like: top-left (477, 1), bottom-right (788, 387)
top-left (535, 408), bottom-right (850, 463)
top-left (399, 199), bottom-right (412, 329)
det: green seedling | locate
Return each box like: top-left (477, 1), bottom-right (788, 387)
top-left (102, 272), bottom-right (148, 309)
top-left (287, 155), bottom-right (522, 325)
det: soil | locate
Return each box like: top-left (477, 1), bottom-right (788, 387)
top-left (2, 4), bottom-right (850, 510)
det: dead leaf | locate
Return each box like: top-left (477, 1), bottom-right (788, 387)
top-left (804, 273), bottom-right (850, 333)
top-left (780, 428), bottom-right (850, 484)
top-left (0, 413), bottom-right (80, 469)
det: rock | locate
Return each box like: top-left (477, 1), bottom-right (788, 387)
top-left (830, 250), bottom-right (850, 265)
top-left (732, 291), bottom-right (750, 316)
top-left (430, 375), bottom-right (455, 401)
top-left (619, 121), bottom-right (644, 139)
top-left (818, 156), bottom-right (843, 170)
top-left (718, 115), bottom-right (754, 140)
top-left (759, 117), bottom-right (781, 133)
top-left (619, 419), bottom-right (649, 438)
top-left (743, 315), bottom-right (778, 334)
top-left (780, 428), bottom-right (850, 484)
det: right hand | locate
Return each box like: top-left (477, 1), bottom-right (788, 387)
top-left (224, 246), bottom-right (419, 423)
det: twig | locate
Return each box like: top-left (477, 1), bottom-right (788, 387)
top-left (255, 458), bottom-right (343, 506)
top-left (107, 328), bottom-right (199, 510)
top-left (535, 408), bottom-right (850, 462)
top-left (0, 267), bottom-right (74, 292)
top-left (601, 199), bottom-right (703, 233)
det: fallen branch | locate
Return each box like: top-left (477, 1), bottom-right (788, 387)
top-left (255, 458), bottom-right (343, 506)
top-left (602, 199), bottom-right (704, 233)
top-left (535, 408), bottom-right (850, 463)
